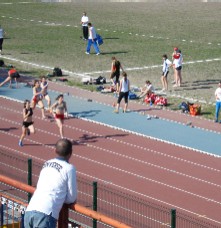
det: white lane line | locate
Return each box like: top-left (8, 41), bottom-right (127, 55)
top-left (80, 172), bottom-right (221, 226)
top-left (1, 55), bottom-right (221, 78)
top-left (1, 15), bottom-right (221, 47)
top-left (1, 118), bottom-right (220, 208)
top-left (1, 102), bottom-right (220, 180)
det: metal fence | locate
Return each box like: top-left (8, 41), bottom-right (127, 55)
top-left (0, 146), bottom-right (220, 228)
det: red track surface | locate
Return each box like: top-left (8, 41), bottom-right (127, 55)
top-left (0, 81), bottom-right (221, 226)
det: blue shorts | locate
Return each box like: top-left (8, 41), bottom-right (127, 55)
top-left (24, 211), bottom-right (57, 228)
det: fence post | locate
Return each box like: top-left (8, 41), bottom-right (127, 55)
top-left (21, 211), bottom-right (25, 228)
top-left (0, 203), bottom-right (4, 226)
top-left (58, 204), bottom-right (69, 228)
top-left (93, 181), bottom-right (98, 228)
top-left (28, 158), bottom-right (32, 202)
top-left (171, 208), bottom-right (176, 228)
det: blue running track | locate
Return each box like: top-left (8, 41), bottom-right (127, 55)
top-left (0, 83), bottom-right (220, 156)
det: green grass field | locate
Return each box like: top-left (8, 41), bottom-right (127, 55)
top-left (0, 0), bottom-right (221, 119)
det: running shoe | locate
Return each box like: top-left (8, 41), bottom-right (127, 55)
top-left (18, 140), bottom-right (23, 147)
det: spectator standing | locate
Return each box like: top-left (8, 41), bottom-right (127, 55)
top-left (110, 56), bottom-right (124, 90)
top-left (18, 100), bottom-right (35, 147)
top-left (85, 22), bottom-right (100, 55)
top-left (81, 12), bottom-right (89, 40)
top-left (173, 48), bottom-right (183, 87)
top-left (161, 54), bottom-right (172, 91)
top-left (114, 72), bottom-right (130, 113)
top-left (171, 47), bottom-right (178, 84)
top-left (0, 25), bottom-right (5, 55)
top-left (24, 138), bottom-right (77, 228)
top-left (215, 81), bottom-right (221, 123)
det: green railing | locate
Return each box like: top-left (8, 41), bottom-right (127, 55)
top-left (0, 147), bottom-right (220, 228)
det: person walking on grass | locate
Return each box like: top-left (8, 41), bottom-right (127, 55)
top-left (161, 54), bottom-right (172, 92)
top-left (19, 100), bottom-right (35, 147)
top-left (50, 94), bottom-right (68, 139)
top-left (85, 22), bottom-right (100, 55)
top-left (24, 138), bottom-right (77, 228)
top-left (114, 72), bottom-right (130, 113)
top-left (215, 81), bottom-right (221, 123)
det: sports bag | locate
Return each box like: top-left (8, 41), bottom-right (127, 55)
top-left (96, 34), bottom-right (103, 46)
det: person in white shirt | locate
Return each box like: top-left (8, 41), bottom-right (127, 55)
top-left (0, 25), bottom-right (5, 55)
top-left (114, 72), bottom-right (130, 113)
top-left (161, 54), bottom-right (172, 91)
top-left (138, 80), bottom-right (154, 99)
top-left (215, 81), bottom-right (221, 123)
top-left (24, 139), bottom-right (77, 228)
top-left (85, 22), bottom-right (100, 55)
top-left (173, 48), bottom-right (183, 87)
top-left (81, 12), bottom-right (89, 40)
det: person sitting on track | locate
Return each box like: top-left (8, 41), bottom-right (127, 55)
top-left (0, 66), bottom-right (21, 88)
top-left (32, 79), bottom-right (46, 119)
top-left (40, 75), bottom-right (51, 110)
top-left (50, 94), bottom-right (68, 139)
top-left (19, 99), bottom-right (35, 147)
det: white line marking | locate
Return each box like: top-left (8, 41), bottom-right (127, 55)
top-left (79, 172), bottom-right (221, 226)
top-left (1, 116), bottom-right (220, 207)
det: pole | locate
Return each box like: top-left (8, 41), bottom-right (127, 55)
top-left (171, 208), bottom-right (176, 228)
top-left (93, 181), bottom-right (98, 228)
top-left (27, 158), bottom-right (32, 202)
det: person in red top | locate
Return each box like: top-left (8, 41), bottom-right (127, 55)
top-left (0, 66), bottom-right (20, 88)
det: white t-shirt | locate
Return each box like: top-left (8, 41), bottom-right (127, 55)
top-left (146, 84), bottom-right (154, 93)
top-left (120, 79), bottom-right (130, 92)
top-left (81, 16), bottom-right (89, 26)
top-left (162, 59), bottom-right (171, 73)
top-left (215, 87), bottom-right (221, 101)
top-left (26, 158), bottom-right (77, 219)
top-left (88, 26), bottom-right (97, 39)
top-left (173, 53), bottom-right (183, 68)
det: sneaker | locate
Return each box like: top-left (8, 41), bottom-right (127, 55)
top-left (85, 52), bottom-right (90, 55)
top-left (173, 84), bottom-right (178, 87)
top-left (96, 53), bottom-right (100, 55)
top-left (113, 110), bottom-right (119, 113)
top-left (18, 140), bottom-right (23, 147)
top-left (214, 119), bottom-right (218, 123)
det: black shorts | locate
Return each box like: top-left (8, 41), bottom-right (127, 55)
top-left (110, 72), bottom-right (120, 83)
top-left (117, 91), bottom-right (129, 104)
top-left (10, 72), bottom-right (20, 79)
top-left (23, 121), bottom-right (34, 128)
top-left (176, 66), bottom-right (182, 71)
top-left (162, 71), bottom-right (169, 77)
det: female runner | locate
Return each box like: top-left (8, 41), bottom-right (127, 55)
top-left (19, 100), bottom-right (35, 147)
top-left (40, 76), bottom-right (51, 110)
top-left (50, 94), bottom-right (68, 139)
top-left (32, 80), bottom-right (46, 119)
